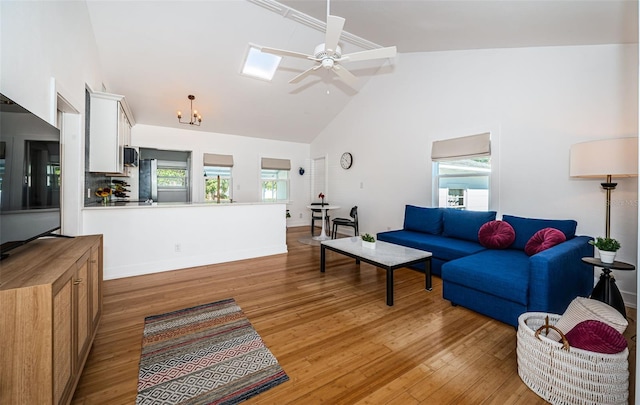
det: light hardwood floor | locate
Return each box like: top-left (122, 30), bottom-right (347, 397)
top-left (72, 226), bottom-right (636, 404)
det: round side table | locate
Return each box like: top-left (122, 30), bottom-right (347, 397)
top-left (581, 257), bottom-right (635, 319)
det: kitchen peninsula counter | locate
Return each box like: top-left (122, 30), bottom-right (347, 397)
top-left (83, 202), bottom-right (287, 280)
top-left (83, 201), bottom-right (280, 209)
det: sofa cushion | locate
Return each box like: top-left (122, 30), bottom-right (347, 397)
top-left (441, 249), bottom-right (530, 305)
top-left (565, 320), bottom-right (628, 354)
top-left (478, 220), bottom-right (515, 249)
top-left (442, 210), bottom-right (497, 242)
top-left (403, 205), bottom-right (443, 235)
top-left (524, 227), bottom-right (566, 256)
top-left (502, 215), bottom-right (577, 250)
top-left (376, 230), bottom-right (485, 261)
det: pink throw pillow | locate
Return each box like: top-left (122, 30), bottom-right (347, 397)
top-left (478, 220), bottom-right (515, 249)
top-left (524, 227), bottom-right (566, 256)
top-left (565, 320), bottom-right (628, 354)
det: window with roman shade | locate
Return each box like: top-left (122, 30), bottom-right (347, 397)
top-left (431, 133), bottom-right (491, 210)
top-left (261, 157), bottom-right (290, 202)
top-left (204, 153), bottom-right (234, 203)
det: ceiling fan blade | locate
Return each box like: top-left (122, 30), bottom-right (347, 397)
top-left (289, 65), bottom-right (322, 84)
top-left (340, 46), bottom-right (397, 63)
top-left (324, 15), bottom-right (345, 55)
top-left (331, 64), bottom-right (357, 87)
top-left (260, 46), bottom-right (314, 60)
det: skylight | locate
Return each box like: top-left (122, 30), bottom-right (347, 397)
top-left (241, 46), bottom-right (282, 81)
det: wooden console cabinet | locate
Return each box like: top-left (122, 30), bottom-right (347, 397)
top-left (0, 235), bottom-right (103, 405)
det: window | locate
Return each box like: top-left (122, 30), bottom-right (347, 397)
top-left (204, 166), bottom-right (232, 203)
top-left (261, 169), bottom-right (289, 202)
top-left (261, 157), bottom-right (291, 202)
top-left (431, 133), bottom-right (491, 210)
top-left (157, 160), bottom-right (188, 189)
top-left (434, 158), bottom-right (490, 210)
top-left (241, 45), bottom-right (282, 81)
top-left (203, 153), bottom-right (234, 203)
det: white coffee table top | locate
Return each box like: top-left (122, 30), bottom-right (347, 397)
top-left (321, 237), bottom-right (432, 267)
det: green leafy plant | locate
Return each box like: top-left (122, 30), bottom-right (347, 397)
top-left (361, 233), bottom-right (375, 243)
top-left (589, 237), bottom-right (621, 252)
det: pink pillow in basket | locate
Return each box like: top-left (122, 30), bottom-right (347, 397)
top-left (478, 220), bottom-right (515, 249)
top-left (524, 227), bottom-right (566, 256)
top-left (565, 320), bottom-right (628, 354)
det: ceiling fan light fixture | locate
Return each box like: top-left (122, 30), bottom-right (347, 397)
top-left (177, 95), bottom-right (202, 126)
top-left (256, 8), bottom-right (396, 89)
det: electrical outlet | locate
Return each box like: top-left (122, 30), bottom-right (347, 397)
top-left (360, 182), bottom-right (364, 189)
top-left (299, 213), bottom-right (303, 218)
top-left (175, 243), bottom-right (181, 253)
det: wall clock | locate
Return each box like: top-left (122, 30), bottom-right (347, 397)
top-left (340, 152), bottom-right (353, 169)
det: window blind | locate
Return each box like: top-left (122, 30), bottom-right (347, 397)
top-left (203, 153), bottom-right (234, 167)
top-left (431, 132), bottom-right (491, 161)
top-left (261, 157), bottom-right (291, 170)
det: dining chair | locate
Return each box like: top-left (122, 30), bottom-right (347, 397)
top-left (331, 206), bottom-right (359, 239)
top-left (310, 202), bottom-right (331, 236)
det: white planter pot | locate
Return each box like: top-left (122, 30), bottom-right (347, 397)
top-left (598, 249), bottom-right (616, 264)
top-left (362, 240), bottom-right (376, 249)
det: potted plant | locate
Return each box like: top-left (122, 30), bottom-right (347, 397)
top-left (361, 233), bottom-right (376, 249)
top-left (318, 192), bottom-right (325, 205)
top-left (589, 237), bottom-right (621, 264)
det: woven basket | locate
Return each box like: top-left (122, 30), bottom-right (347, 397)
top-left (516, 312), bottom-right (629, 405)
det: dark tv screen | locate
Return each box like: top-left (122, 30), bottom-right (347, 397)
top-left (0, 93), bottom-right (61, 257)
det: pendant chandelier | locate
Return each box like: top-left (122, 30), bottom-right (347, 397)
top-left (177, 95), bottom-right (202, 126)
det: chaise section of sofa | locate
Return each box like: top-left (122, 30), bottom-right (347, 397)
top-left (377, 205), bottom-right (594, 326)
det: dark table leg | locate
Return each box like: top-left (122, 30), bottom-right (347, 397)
top-left (386, 268), bottom-right (394, 306)
top-left (590, 269), bottom-right (626, 318)
top-left (320, 244), bottom-right (326, 273)
top-left (425, 258), bottom-right (432, 291)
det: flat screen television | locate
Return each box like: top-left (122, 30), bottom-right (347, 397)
top-left (0, 93), bottom-right (61, 259)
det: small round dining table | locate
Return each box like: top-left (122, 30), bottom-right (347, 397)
top-left (307, 204), bottom-right (340, 241)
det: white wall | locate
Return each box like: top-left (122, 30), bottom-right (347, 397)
top-left (132, 124), bottom-right (312, 226)
top-left (311, 44), bottom-right (639, 305)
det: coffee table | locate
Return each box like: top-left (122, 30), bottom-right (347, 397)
top-left (321, 237), bottom-right (432, 306)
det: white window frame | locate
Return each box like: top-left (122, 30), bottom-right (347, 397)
top-left (431, 133), bottom-right (492, 210)
top-left (432, 158), bottom-right (491, 210)
top-left (156, 160), bottom-right (189, 190)
top-left (260, 168), bottom-right (289, 202)
top-left (204, 166), bottom-right (233, 203)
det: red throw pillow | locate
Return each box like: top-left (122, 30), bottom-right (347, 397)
top-left (524, 227), bottom-right (566, 256)
top-left (565, 320), bottom-right (628, 354)
top-left (478, 220), bottom-right (515, 249)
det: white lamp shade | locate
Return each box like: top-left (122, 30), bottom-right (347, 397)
top-left (570, 137), bottom-right (638, 178)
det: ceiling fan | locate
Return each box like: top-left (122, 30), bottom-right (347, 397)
top-left (260, 1), bottom-right (397, 87)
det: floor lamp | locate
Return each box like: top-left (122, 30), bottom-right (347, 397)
top-left (569, 137), bottom-right (638, 317)
top-left (569, 137), bottom-right (638, 239)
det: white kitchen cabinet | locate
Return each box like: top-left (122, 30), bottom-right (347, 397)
top-left (89, 91), bottom-right (135, 173)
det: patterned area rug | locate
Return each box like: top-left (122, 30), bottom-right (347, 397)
top-left (136, 298), bottom-right (289, 405)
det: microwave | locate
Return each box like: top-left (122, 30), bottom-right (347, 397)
top-left (124, 147), bottom-right (138, 167)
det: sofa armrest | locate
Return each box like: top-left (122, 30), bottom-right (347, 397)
top-left (527, 235), bottom-right (594, 314)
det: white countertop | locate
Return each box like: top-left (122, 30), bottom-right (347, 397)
top-left (83, 201), bottom-right (284, 210)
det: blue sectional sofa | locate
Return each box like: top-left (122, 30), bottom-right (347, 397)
top-left (377, 205), bottom-right (594, 326)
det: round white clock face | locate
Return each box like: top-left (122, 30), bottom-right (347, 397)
top-left (340, 152), bottom-right (353, 169)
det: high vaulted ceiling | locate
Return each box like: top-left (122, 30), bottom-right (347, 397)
top-left (85, 0), bottom-right (637, 143)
